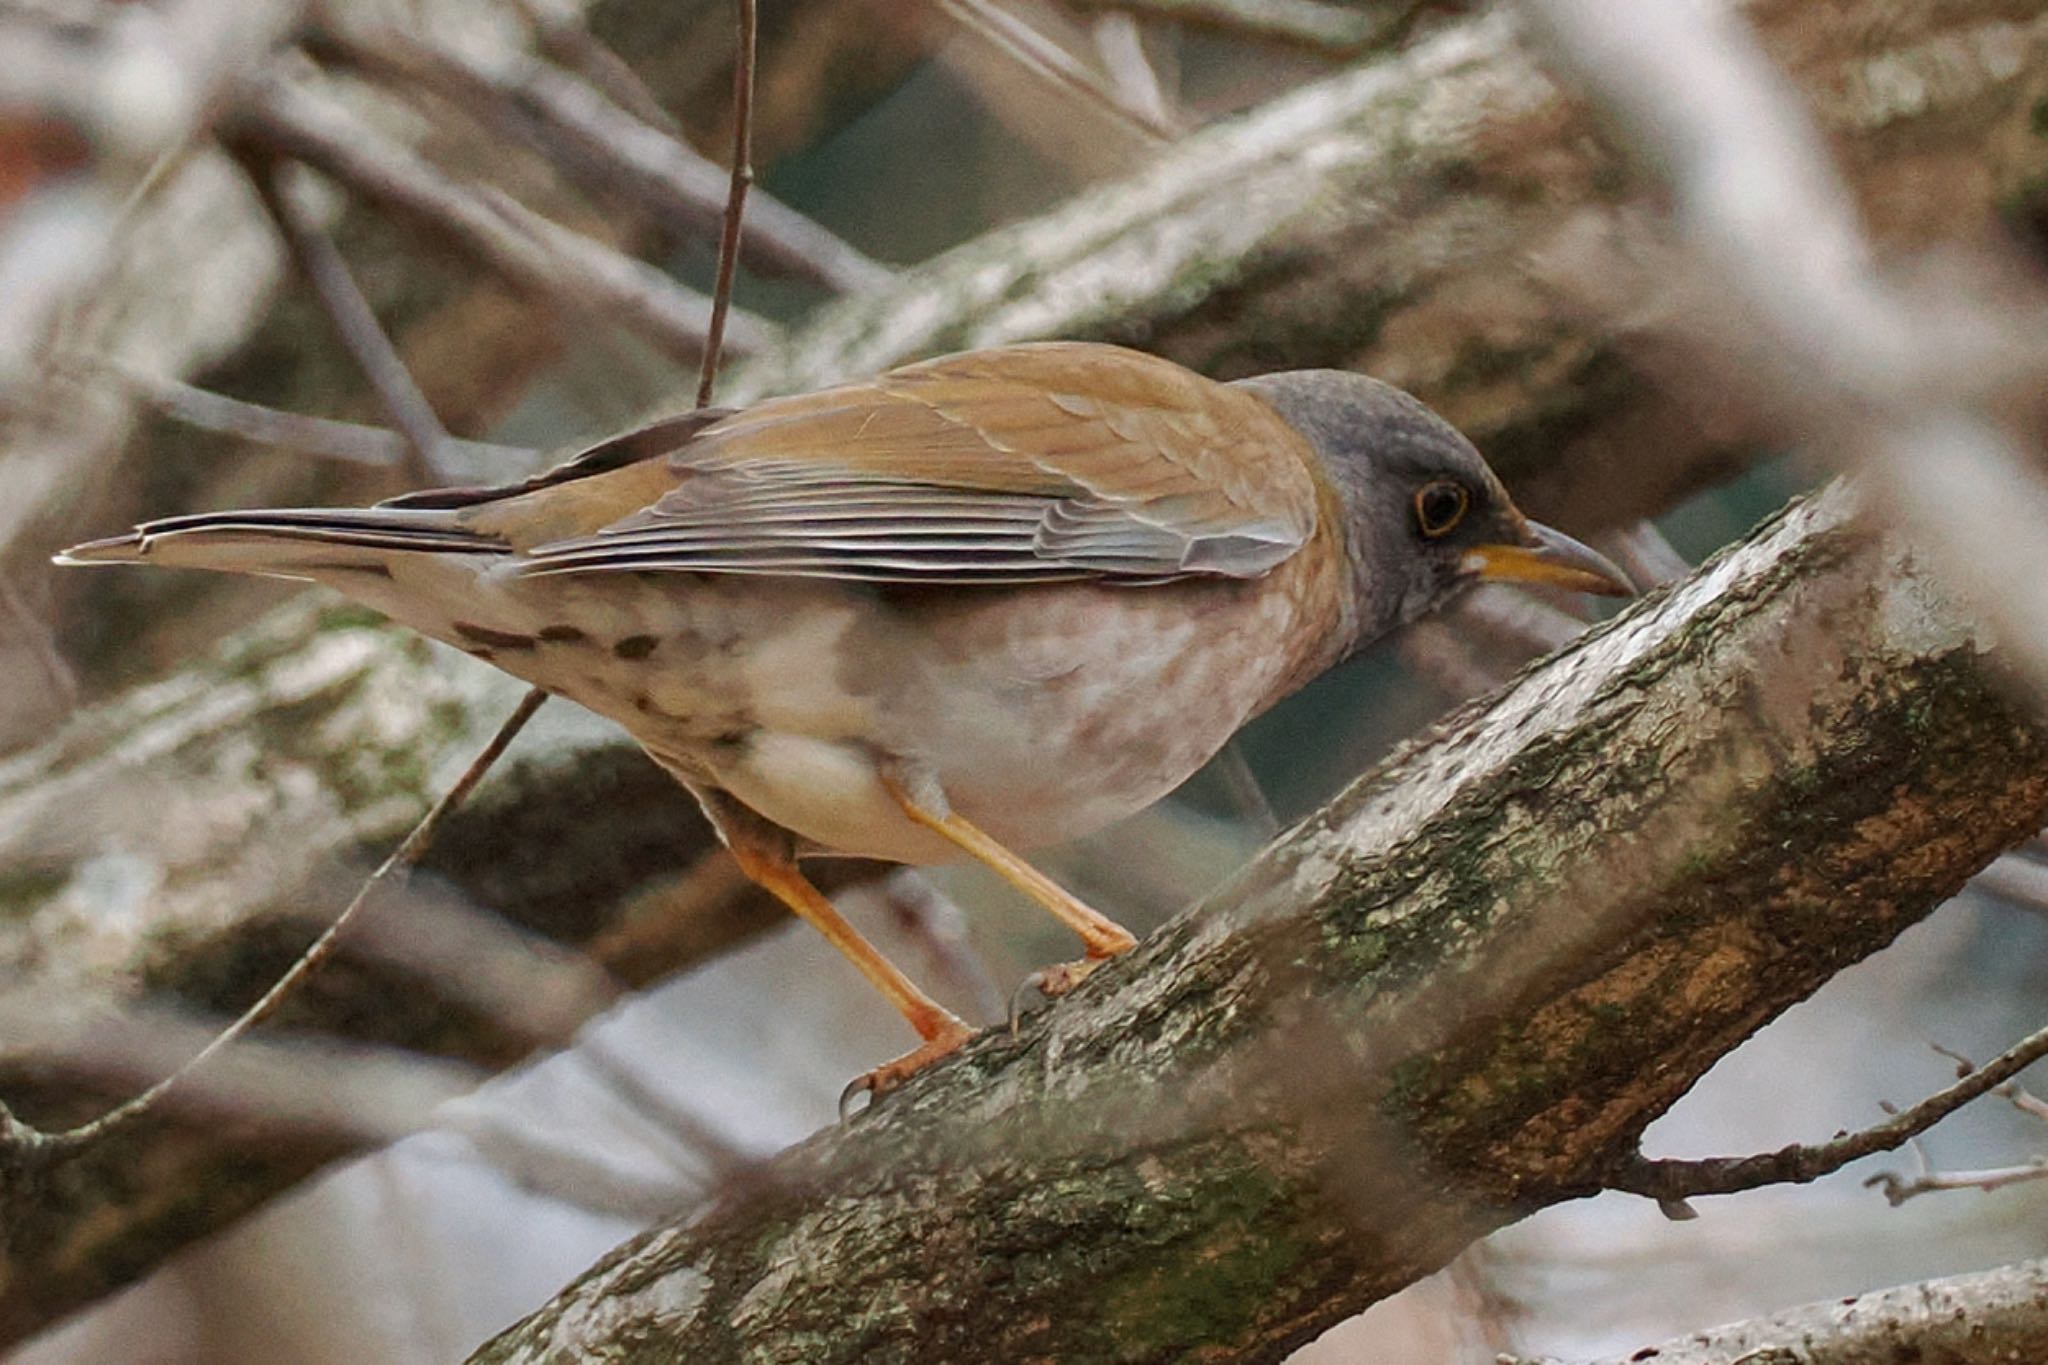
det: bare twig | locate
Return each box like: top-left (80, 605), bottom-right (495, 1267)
top-left (1090, 13), bottom-right (1178, 134)
top-left (240, 151), bottom-right (451, 482)
top-left (0, 687), bottom-right (549, 1170)
top-left (1607, 1018), bottom-right (2048, 1207)
top-left (697, 0), bottom-right (757, 408)
top-left (1929, 1043), bottom-right (2048, 1124)
top-left (1068, 0), bottom-right (1428, 55)
top-left (1596, 520), bottom-right (1690, 589)
top-left (1213, 739), bottom-right (1281, 838)
top-left (873, 870), bottom-right (1008, 1025)
top-left (505, 0), bottom-right (683, 135)
top-left (312, 22), bottom-right (887, 294)
top-left (1862, 1043), bottom-right (2048, 1204)
top-left (90, 362), bottom-right (529, 470)
top-left (578, 1031), bottom-right (755, 1181)
top-left (941, 0), bottom-right (1185, 142)
top-left (1867, 1158), bottom-right (2048, 1205)
top-left (0, 575), bottom-right (79, 710)
top-left (229, 76), bottom-right (774, 368)
top-left (0, 989), bottom-right (481, 1145)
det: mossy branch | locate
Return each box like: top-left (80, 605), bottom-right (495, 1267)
top-left (474, 482), bottom-right (2048, 1363)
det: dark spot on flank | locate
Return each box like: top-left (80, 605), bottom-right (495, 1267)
top-left (633, 694), bottom-right (659, 715)
top-left (453, 621), bottom-right (537, 651)
top-left (538, 624), bottom-right (588, 643)
top-left (614, 634), bottom-right (658, 659)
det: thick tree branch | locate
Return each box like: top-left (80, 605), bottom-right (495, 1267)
top-left (472, 484), bottom-right (2048, 1361)
top-left (1508, 1256), bottom-right (2048, 1365)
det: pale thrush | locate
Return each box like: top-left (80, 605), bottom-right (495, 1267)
top-left (60, 341), bottom-right (1630, 1099)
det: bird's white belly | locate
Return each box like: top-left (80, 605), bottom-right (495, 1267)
top-left (366, 562), bottom-right (1304, 866)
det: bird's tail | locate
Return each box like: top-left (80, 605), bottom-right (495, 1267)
top-left (55, 507), bottom-right (505, 579)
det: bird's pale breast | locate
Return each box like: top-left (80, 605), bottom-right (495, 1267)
top-left (370, 530), bottom-right (1347, 866)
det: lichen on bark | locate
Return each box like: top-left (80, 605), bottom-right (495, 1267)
top-left (472, 484), bottom-right (2048, 1363)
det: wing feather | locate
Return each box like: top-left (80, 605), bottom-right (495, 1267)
top-left (513, 342), bottom-right (1321, 585)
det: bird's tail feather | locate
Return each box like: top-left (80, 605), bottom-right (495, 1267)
top-left (55, 507), bottom-right (505, 578)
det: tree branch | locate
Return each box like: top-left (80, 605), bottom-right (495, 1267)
top-left (1605, 1018), bottom-right (2048, 1207)
top-left (472, 483), bottom-right (2048, 1362)
top-left (1507, 1256), bottom-right (2048, 1365)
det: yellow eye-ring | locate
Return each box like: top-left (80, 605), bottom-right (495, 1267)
top-left (1414, 480), bottom-right (1470, 538)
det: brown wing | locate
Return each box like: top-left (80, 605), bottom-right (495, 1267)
top-left (504, 342), bottom-right (1322, 585)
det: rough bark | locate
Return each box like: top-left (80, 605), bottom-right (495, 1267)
top-left (471, 482), bottom-right (2048, 1363)
top-left (7, 0), bottom-right (2047, 1342)
top-left (1511, 1256), bottom-right (2048, 1365)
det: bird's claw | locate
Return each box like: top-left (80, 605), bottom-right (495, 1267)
top-left (837, 1025), bottom-right (975, 1122)
top-left (1007, 955), bottom-right (1113, 1036)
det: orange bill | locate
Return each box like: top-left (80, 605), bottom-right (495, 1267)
top-left (1465, 521), bottom-right (1635, 597)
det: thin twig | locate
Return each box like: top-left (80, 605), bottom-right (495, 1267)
top-left (94, 362), bottom-right (530, 470)
top-left (1090, 13), bottom-right (1178, 134)
top-left (876, 870), bottom-right (1009, 1025)
top-left (1607, 1018), bottom-right (2048, 1205)
top-left (239, 150), bottom-right (450, 482)
top-left (0, 575), bottom-right (78, 709)
top-left (311, 22), bottom-right (886, 293)
top-left (506, 0), bottom-right (683, 135)
top-left (230, 75), bottom-right (773, 368)
top-left (941, 0), bottom-right (1185, 142)
top-left (1867, 1157), bottom-right (2048, 1205)
top-left (579, 1030), bottom-right (755, 1180)
top-left (697, 0), bottom-right (755, 409)
top-left (1596, 520), bottom-right (1691, 590)
top-left (0, 687), bottom-right (549, 1169)
top-left (1068, 0), bottom-right (1424, 55)
top-left (1212, 740), bottom-right (1280, 839)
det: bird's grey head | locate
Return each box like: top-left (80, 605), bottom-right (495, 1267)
top-left (1234, 369), bottom-right (1629, 653)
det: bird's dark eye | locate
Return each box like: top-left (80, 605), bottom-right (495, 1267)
top-left (1413, 481), bottom-right (1470, 538)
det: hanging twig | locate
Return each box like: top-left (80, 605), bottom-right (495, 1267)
top-left (697, 0), bottom-right (756, 409)
top-left (0, 687), bottom-right (549, 1169)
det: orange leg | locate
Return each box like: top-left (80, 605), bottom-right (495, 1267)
top-left (700, 790), bottom-right (973, 1103)
top-left (882, 772), bottom-right (1137, 1000)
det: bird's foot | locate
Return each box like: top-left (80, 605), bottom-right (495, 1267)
top-left (1008, 952), bottom-right (1119, 1035)
top-left (838, 1020), bottom-right (977, 1121)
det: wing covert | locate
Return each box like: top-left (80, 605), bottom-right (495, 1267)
top-left (515, 342), bottom-right (1322, 584)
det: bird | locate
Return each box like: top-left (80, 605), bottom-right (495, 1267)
top-left (58, 341), bottom-right (1631, 1102)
